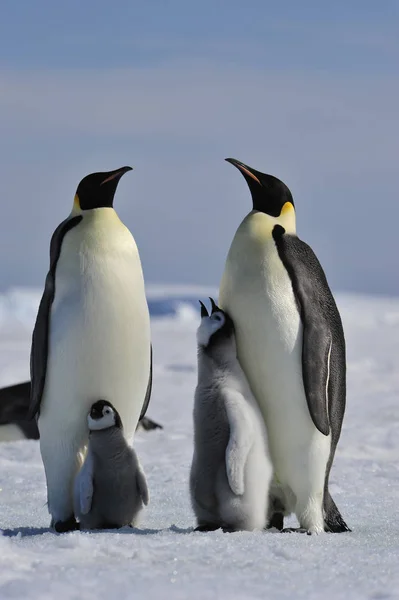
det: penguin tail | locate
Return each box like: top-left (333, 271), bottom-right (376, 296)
top-left (324, 491), bottom-right (351, 533)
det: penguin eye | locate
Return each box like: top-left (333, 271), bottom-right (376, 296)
top-left (104, 408), bottom-right (111, 415)
top-left (213, 315), bottom-right (222, 322)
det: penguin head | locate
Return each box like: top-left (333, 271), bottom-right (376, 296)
top-left (197, 298), bottom-right (235, 351)
top-left (74, 166), bottom-right (132, 211)
top-left (88, 400), bottom-right (123, 432)
top-left (225, 158), bottom-right (296, 233)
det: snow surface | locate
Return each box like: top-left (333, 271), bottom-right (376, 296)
top-left (0, 285), bottom-right (398, 600)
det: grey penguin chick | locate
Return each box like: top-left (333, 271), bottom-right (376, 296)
top-left (190, 298), bottom-right (272, 532)
top-left (74, 400), bottom-right (149, 530)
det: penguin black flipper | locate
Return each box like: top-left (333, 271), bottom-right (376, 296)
top-left (272, 225), bottom-right (350, 532)
top-left (139, 345), bottom-right (153, 420)
top-left (29, 216), bottom-right (83, 420)
top-left (272, 225), bottom-right (346, 437)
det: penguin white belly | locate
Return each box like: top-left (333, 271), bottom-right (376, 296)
top-left (220, 238), bottom-right (331, 531)
top-left (38, 211), bottom-right (151, 523)
top-left (40, 214), bottom-right (150, 442)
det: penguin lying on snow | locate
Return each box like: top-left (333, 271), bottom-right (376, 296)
top-left (220, 158), bottom-right (350, 534)
top-left (190, 298), bottom-right (272, 532)
top-left (0, 382), bottom-right (40, 441)
top-left (0, 381), bottom-right (162, 442)
top-left (74, 400), bottom-right (149, 530)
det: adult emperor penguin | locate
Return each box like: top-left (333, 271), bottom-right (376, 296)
top-left (29, 167), bottom-right (152, 533)
top-left (219, 158), bottom-right (350, 534)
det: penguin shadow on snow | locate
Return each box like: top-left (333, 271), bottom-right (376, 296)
top-left (2, 526), bottom-right (51, 538)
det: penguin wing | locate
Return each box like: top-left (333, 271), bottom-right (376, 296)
top-left (273, 226), bottom-right (344, 436)
top-left (29, 216), bottom-right (83, 419)
top-left (136, 461), bottom-right (149, 506)
top-left (139, 345), bottom-right (153, 420)
top-left (75, 450), bottom-right (94, 515)
top-left (224, 389), bottom-right (254, 496)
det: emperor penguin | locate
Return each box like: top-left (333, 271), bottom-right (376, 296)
top-left (74, 400), bottom-right (149, 530)
top-left (190, 298), bottom-right (272, 532)
top-left (29, 167), bottom-right (152, 533)
top-left (219, 158), bottom-right (350, 534)
top-left (0, 382), bottom-right (40, 441)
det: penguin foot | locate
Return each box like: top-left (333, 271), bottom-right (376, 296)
top-left (267, 513), bottom-right (284, 531)
top-left (52, 516), bottom-right (80, 533)
top-left (222, 526), bottom-right (238, 533)
top-left (281, 527), bottom-right (311, 535)
top-left (194, 523), bottom-right (221, 532)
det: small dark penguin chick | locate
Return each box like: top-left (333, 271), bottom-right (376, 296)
top-left (74, 400), bottom-right (149, 530)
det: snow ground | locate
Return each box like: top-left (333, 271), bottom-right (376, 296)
top-left (0, 287), bottom-right (398, 600)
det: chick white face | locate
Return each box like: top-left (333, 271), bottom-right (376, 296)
top-left (88, 400), bottom-right (118, 431)
top-left (197, 298), bottom-right (229, 348)
top-left (197, 312), bottom-right (226, 348)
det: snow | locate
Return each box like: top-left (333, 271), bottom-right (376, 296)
top-left (0, 285), bottom-right (399, 599)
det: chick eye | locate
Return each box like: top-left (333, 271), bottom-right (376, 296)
top-left (213, 315), bottom-right (221, 321)
top-left (104, 408), bottom-right (110, 414)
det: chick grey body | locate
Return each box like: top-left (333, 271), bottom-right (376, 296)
top-left (74, 400), bottom-right (149, 530)
top-left (190, 299), bottom-right (271, 532)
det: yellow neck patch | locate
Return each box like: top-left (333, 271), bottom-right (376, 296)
top-left (244, 203), bottom-right (296, 242)
top-left (71, 194), bottom-right (82, 214)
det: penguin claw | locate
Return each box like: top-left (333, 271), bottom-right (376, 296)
top-left (281, 527), bottom-right (312, 535)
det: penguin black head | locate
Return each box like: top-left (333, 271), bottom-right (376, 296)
top-left (88, 400), bottom-right (123, 431)
top-left (225, 158), bottom-right (294, 218)
top-left (197, 298), bottom-right (235, 351)
top-left (75, 166), bottom-right (132, 211)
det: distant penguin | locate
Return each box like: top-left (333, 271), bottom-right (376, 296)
top-left (190, 298), bottom-right (272, 532)
top-left (74, 400), bottom-right (149, 530)
top-left (0, 380), bottom-right (161, 441)
top-left (0, 382), bottom-right (39, 441)
top-left (29, 167), bottom-right (152, 533)
top-left (219, 158), bottom-right (350, 534)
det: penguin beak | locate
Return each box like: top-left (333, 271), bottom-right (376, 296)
top-left (199, 300), bottom-right (209, 318)
top-left (90, 406), bottom-right (103, 420)
top-left (225, 158), bottom-right (262, 186)
top-left (100, 166), bottom-right (133, 186)
top-left (209, 297), bottom-right (220, 315)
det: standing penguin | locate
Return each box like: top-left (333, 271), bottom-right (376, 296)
top-left (29, 167), bottom-right (152, 533)
top-left (219, 158), bottom-right (350, 534)
top-left (190, 298), bottom-right (272, 532)
top-left (74, 400), bottom-right (149, 530)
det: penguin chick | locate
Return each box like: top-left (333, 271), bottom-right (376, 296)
top-left (190, 298), bottom-right (272, 532)
top-left (74, 400), bottom-right (149, 530)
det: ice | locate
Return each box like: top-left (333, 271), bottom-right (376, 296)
top-left (0, 286), bottom-right (398, 599)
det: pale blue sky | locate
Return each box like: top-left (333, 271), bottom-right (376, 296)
top-left (0, 1), bottom-right (398, 294)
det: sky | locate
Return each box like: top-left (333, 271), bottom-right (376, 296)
top-left (0, 0), bottom-right (398, 295)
